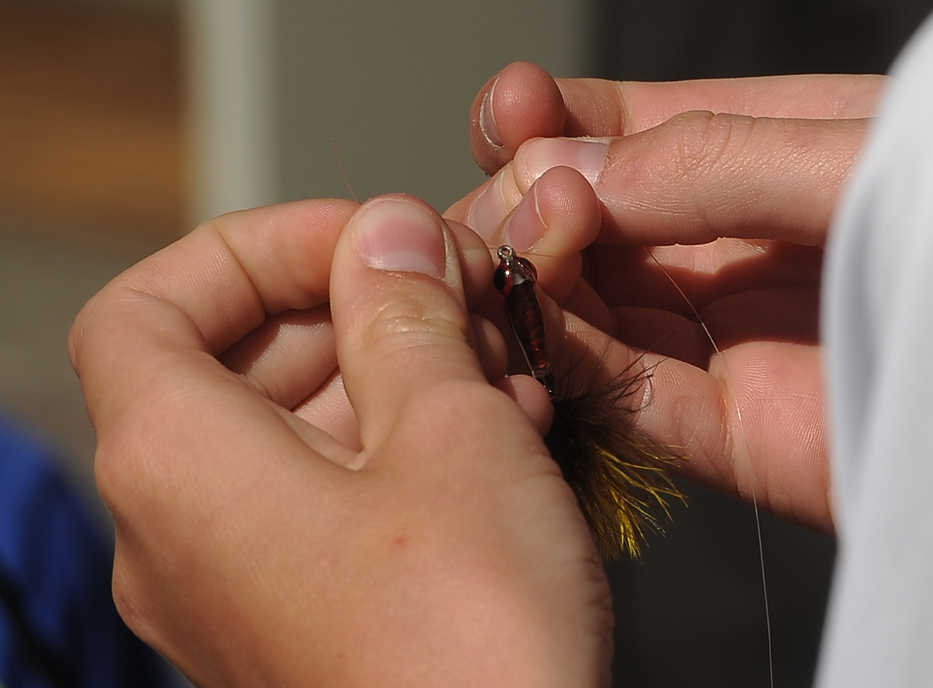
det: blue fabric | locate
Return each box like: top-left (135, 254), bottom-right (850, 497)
top-left (0, 415), bottom-right (169, 687)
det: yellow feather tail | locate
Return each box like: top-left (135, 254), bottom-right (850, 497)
top-left (545, 365), bottom-right (686, 560)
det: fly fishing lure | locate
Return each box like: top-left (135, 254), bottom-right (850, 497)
top-left (493, 245), bottom-right (685, 560)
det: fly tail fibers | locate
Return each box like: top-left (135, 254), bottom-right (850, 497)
top-left (545, 361), bottom-right (685, 560)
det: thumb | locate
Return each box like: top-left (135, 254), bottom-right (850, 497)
top-left (330, 195), bottom-right (489, 449)
top-left (466, 112), bottom-right (869, 247)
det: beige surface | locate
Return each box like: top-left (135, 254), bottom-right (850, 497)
top-left (184, 0), bottom-right (593, 219)
top-left (0, 3), bottom-right (184, 233)
top-left (0, 2), bottom-right (184, 521)
top-left (0, 0), bottom-right (590, 516)
top-left (0, 222), bottom-right (173, 521)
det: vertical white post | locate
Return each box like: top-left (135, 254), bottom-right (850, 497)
top-left (183, 0), bottom-right (594, 220)
top-left (182, 0), bottom-right (278, 223)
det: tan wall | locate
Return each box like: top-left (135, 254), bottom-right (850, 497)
top-left (186, 0), bottom-right (596, 220)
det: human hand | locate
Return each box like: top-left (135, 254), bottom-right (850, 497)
top-left (69, 196), bottom-right (613, 687)
top-left (447, 63), bottom-right (887, 531)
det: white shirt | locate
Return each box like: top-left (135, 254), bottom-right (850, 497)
top-left (819, 11), bottom-right (933, 686)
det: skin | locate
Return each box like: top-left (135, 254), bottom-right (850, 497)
top-left (448, 62), bottom-right (886, 530)
top-left (71, 196), bottom-right (610, 686)
top-left (70, 64), bottom-right (884, 684)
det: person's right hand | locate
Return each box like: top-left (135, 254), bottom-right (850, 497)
top-left (447, 64), bottom-right (888, 531)
top-left (70, 196), bottom-right (614, 686)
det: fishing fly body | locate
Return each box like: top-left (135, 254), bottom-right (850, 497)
top-left (494, 244), bottom-right (685, 560)
top-left (493, 245), bottom-right (555, 395)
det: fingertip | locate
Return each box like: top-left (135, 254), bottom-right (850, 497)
top-left (331, 194), bottom-right (487, 445)
top-left (332, 196), bottom-right (470, 326)
top-left (495, 374), bottom-right (554, 437)
top-left (471, 61), bottom-right (566, 175)
top-left (512, 136), bottom-right (610, 192)
top-left (461, 141), bottom-right (603, 248)
top-left (506, 166), bottom-right (601, 253)
top-left (499, 166), bottom-right (599, 304)
top-left (470, 314), bottom-right (508, 382)
top-left (538, 166), bottom-right (602, 233)
top-left (445, 219), bottom-right (495, 308)
top-left (495, 62), bottom-right (566, 148)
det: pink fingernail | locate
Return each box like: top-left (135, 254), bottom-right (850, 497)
top-left (480, 77), bottom-right (503, 148)
top-left (519, 138), bottom-right (609, 186)
top-left (467, 175), bottom-right (507, 240)
top-left (505, 182), bottom-right (545, 252)
top-left (355, 199), bottom-right (446, 278)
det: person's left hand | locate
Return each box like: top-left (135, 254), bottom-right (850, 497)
top-left (70, 196), bottom-right (613, 686)
top-left (442, 64), bottom-right (883, 530)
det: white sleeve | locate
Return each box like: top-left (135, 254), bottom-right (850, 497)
top-left (818, 12), bottom-right (933, 687)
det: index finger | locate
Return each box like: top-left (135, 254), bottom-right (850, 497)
top-left (70, 198), bottom-right (358, 433)
top-left (460, 111), bottom-right (870, 248)
top-left (545, 300), bottom-right (832, 530)
top-left (471, 61), bottom-right (885, 174)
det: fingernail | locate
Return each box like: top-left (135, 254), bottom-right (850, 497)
top-left (355, 199), bottom-right (446, 278)
top-left (479, 77), bottom-right (502, 147)
top-left (519, 138), bottom-right (609, 186)
top-left (505, 182), bottom-right (545, 252)
top-left (467, 174), bottom-right (507, 240)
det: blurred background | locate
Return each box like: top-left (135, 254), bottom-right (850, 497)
top-left (1, 0), bottom-right (930, 685)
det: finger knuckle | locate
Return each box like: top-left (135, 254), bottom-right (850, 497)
top-left (828, 74), bottom-right (885, 117)
top-left (93, 421), bottom-right (144, 519)
top-left (68, 291), bottom-right (106, 375)
top-left (92, 376), bottom-right (176, 518)
top-left (111, 554), bottom-right (162, 651)
top-left (110, 556), bottom-right (145, 631)
top-left (69, 281), bottom-right (153, 381)
top-left (664, 110), bottom-right (755, 182)
top-left (670, 354), bottom-right (737, 489)
top-left (511, 137), bottom-right (547, 192)
top-left (489, 160), bottom-right (522, 211)
top-left (67, 312), bottom-right (87, 375)
top-left (362, 294), bottom-right (470, 355)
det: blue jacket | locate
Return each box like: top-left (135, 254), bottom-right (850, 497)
top-left (0, 416), bottom-right (169, 687)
